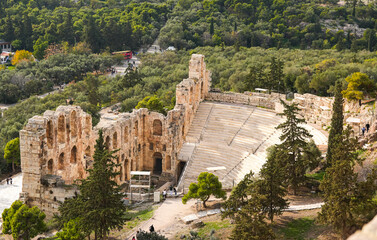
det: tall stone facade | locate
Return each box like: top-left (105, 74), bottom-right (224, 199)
top-left (20, 54), bottom-right (211, 216)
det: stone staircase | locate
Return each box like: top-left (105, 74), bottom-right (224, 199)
top-left (178, 101), bottom-right (328, 191)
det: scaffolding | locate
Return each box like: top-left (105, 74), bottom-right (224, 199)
top-left (129, 171), bottom-right (151, 202)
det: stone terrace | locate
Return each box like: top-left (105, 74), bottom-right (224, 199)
top-left (178, 101), bottom-right (328, 190)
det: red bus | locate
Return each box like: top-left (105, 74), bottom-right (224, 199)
top-left (112, 50), bottom-right (132, 59)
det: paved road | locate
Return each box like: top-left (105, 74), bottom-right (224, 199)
top-left (0, 174), bottom-right (23, 223)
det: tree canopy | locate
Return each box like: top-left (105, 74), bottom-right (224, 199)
top-left (57, 129), bottom-right (127, 239)
top-left (342, 72), bottom-right (376, 100)
top-left (182, 172), bottom-right (226, 208)
top-left (2, 200), bottom-right (47, 240)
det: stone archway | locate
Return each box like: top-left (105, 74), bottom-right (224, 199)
top-left (70, 146), bottom-right (77, 163)
top-left (58, 153), bottom-right (64, 170)
top-left (153, 119), bottom-right (162, 136)
top-left (58, 115), bottom-right (65, 143)
top-left (153, 152), bottom-right (163, 174)
top-left (47, 159), bottom-right (53, 174)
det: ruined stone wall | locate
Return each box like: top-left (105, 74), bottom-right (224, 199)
top-left (20, 54), bottom-right (211, 216)
top-left (206, 91), bottom-right (334, 129)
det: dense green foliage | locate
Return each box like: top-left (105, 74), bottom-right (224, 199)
top-left (0, 52), bottom-right (116, 104)
top-left (2, 200), bottom-right (47, 240)
top-left (319, 128), bottom-right (377, 239)
top-left (3, 137), bottom-right (20, 172)
top-left (222, 172), bottom-right (275, 240)
top-left (276, 100), bottom-right (321, 194)
top-left (159, 0), bottom-right (377, 51)
top-left (136, 230), bottom-right (168, 240)
top-left (57, 130), bottom-right (127, 239)
top-left (326, 81), bottom-right (344, 167)
top-left (256, 146), bottom-right (288, 222)
top-left (0, 0), bottom-right (169, 53)
top-left (56, 219), bottom-right (85, 240)
top-left (182, 172), bottom-right (226, 208)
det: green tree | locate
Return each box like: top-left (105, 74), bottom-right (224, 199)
top-left (135, 95), bottom-right (166, 115)
top-left (58, 130), bottom-right (127, 239)
top-left (33, 37), bottom-right (49, 60)
top-left (342, 72), bottom-right (376, 100)
top-left (56, 219), bottom-right (85, 240)
top-left (82, 14), bottom-right (102, 53)
top-left (222, 172), bottom-right (275, 240)
top-left (268, 57), bottom-right (284, 92)
top-left (2, 200), bottom-right (47, 240)
top-left (277, 100), bottom-right (315, 195)
top-left (4, 137), bottom-right (20, 172)
top-left (256, 146), bottom-right (288, 222)
top-left (182, 172), bottom-right (226, 208)
top-left (326, 81), bottom-right (344, 167)
top-left (318, 128), bottom-right (377, 239)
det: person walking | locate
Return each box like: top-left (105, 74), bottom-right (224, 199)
top-left (173, 187), bottom-right (177, 196)
top-left (162, 189), bottom-right (167, 199)
top-left (6, 178), bottom-right (9, 185)
top-left (366, 123), bottom-right (370, 133)
top-left (10, 177), bottom-right (12, 184)
top-left (362, 127), bottom-right (366, 136)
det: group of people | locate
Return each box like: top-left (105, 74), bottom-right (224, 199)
top-left (361, 123), bottom-right (371, 136)
top-left (6, 177), bottom-right (12, 185)
top-left (162, 186), bottom-right (177, 199)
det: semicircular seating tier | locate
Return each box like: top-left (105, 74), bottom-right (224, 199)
top-left (178, 101), bottom-right (328, 190)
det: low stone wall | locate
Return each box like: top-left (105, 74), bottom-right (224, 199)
top-left (206, 91), bottom-right (282, 110)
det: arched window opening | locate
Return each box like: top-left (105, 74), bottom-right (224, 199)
top-left (153, 119), bottom-right (162, 136)
top-left (70, 146), bottom-right (77, 163)
top-left (113, 132), bottom-right (118, 149)
top-left (58, 153), bottom-right (65, 170)
top-left (58, 115), bottom-right (65, 143)
top-left (189, 87), bottom-right (193, 103)
top-left (46, 120), bottom-right (53, 148)
top-left (124, 159), bottom-right (129, 180)
top-left (201, 81), bottom-right (204, 99)
top-left (47, 159), bottom-right (53, 174)
top-left (85, 116), bottom-right (91, 134)
top-left (105, 136), bottom-right (110, 149)
top-left (134, 121), bottom-right (138, 136)
top-left (124, 126), bottom-right (128, 143)
top-left (71, 111), bottom-right (77, 137)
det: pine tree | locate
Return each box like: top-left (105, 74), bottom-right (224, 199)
top-left (58, 130), bottom-right (126, 240)
top-left (319, 127), bottom-right (377, 239)
top-left (326, 81), bottom-right (343, 167)
top-left (222, 172), bottom-right (275, 240)
top-left (256, 146), bottom-right (288, 222)
top-left (82, 14), bottom-right (103, 53)
top-left (210, 18), bottom-right (214, 36)
top-left (4, 16), bottom-right (15, 42)
top-left (277, 100), bottom-right (314, 195)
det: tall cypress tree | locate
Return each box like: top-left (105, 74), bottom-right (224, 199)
top-left (319, 128), bottom-right (377, 239)
top-left (326, 81), bottom-right (343, 167)
top-left (58, 130), bottom-right (126, 239)
top-left (256, 146), bottom-right (288, 222)
top-left (277, 100), bottom-right (313, 195)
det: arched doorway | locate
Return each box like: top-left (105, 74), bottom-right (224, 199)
top-left (153, 152), bottom-right (163, 174)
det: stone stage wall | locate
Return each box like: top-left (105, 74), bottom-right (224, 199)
top-left (20, 54), bottom-right (211, 216)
